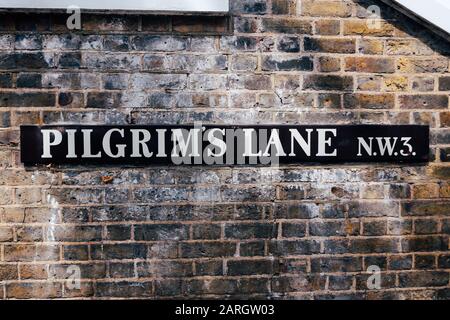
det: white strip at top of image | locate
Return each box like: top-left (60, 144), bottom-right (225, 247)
top-left (0, 0), bottom-right (230, 12)
top-left (394, 0), bottom-right (450, 34)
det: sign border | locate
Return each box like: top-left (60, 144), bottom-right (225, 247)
top-left (20, 124), bottom-right (430, 166)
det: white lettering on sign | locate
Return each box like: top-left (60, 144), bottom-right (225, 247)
top-left (0, 0), bottom-right (230, 12)
top-left (40, 127), bottom-right (341, 160)
top-left (317, 129), bottom-right (337, 157)
top-left (41, 129), bottom-right (62, 158)
top-left (357, 137), bottom-right (416, 157)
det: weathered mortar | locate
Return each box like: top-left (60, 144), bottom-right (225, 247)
top-left (0, 0), bottom-right (449, 300)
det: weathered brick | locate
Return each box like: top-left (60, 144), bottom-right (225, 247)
top-left (262, 55), bottom-right (313, 71)
top-left (439, 77), bottom-right (450, 91)
top-left (192, 224), bottom-right (222, 240)
top-left (318, 93), bottom-right (341, 108)
top-left (413, 184), bottom-right (440, 199)
top-left (412, 77), bottom-right (435, 92)
top-left (317, 56), bottom-right (341, 73)
top-left (96, 281), bottom-right (152, 298)
top-left (49, 225), bottom-right (102, 242)
top-left (277, 36), bottom-right (300, 52)
top-left (282, 222), bottom-right (307, 238)
top-left (155, 279), bottom-right (183, 296)
top-left (231, 55), bottom-right (258, 71)
top-left (231, 0), bottom-right (268, 15)
top-left (172, 16), bottom-right (230, 34)
top-left (389, 184), bottom-right (412, 199)
top-left (402, 201), bottom-right (450, 216)
top-left (91, 244), bottom-right (148, 260)
top-left (363, 221), bottom-right (387, 236)
top-left (304, 38), bottom-right (355, 53)
top-left (220, 36), bottom-right (260, 52)
top-left (4, 244), bottom-right (59, 262)
top-left (348, 238), bottom-right (400, 254)
top-left (384, 76), bottom-right (409, 92)
top-left (277, 185), bottom-right (306, 200)
top-left (344, 20), bottom-right (395, 36)
top-left (364, 256), bottom-right (388, 270)
top-left (269, 240), bottom-right (321, 255)
top-left (0, 226), bottom-right (14, 242)
top-left (225, 222), bottom-right (277, 239)
top-left (262, 18), bottom-right (312, 34)
top-left (388, 220), bottom-right (413, 235)
top-left (195, 260), bottom-right (223, 276)
top-left (221, 185), bottom-right (275, 201)
top-left (398, 271), bottom-right (449, 287)
top-left (227, 259), bottom-right (274, 275)
top-left (386, 39), bottom-right (433, 56)
top-left (397, 57), bottom-right (449, 73)
top-left (110, 262), bottom-right (135, 278)
top-left (430, 167), bottom-right (450, 180)
top-left (328, 275), bottom-right (353, 291)
top-left (63, 245), bottom-right (89, 261)
top-left (311, 257), bottom-right (362, 273)
top-left (272, 0), bottom-right (296, 15)
top-left (0, 52), bottom-right (51, 69)
top-left (310, 221), bottom-right (359, 237)
top-left (399, 95), bottom-right (448, 109)
top-left (303, 75), bottom-right (353, 91)
top-left (440, 148), bottom-right (450, 163)
top-left (17, 73), bottom-right (42, 88)
top-left (414, 219), bottom-right (439, 235)
top-left (180, 242), bottom-right (236, 258)
top-left (6, 282), bottom-right (62, 299)
top-left (272, 275), bottom-right (325, 292)
top-left (348, 201), bottom-right (399, 218)
top-left (389, 255), bottom-right (413, 270)
top-left (137, 261), bottom-right (193, 277)
top-left (344, 93), bottom-right (395, 110)
top-left (0, 92), bottom-right (55, 107)
top-left (185, 278), bottom-right (230, 295)
top-left (141, 16), bottom-right (171, 32)
top-left (240, 241), bottom-right (265, 257)
top-left (15, 226), bottom-right (42, 242)
top-left (0, 73), bottom-right (12, 88)
top-left (133, 187), bottom-right (189, 203)
top-left (415, 255), bottom-right (436, 269)
top-left (315, 20), bottom-right (340, 35)
top-left (19, 264), bottom-right (48, 280)
top-left (234, 17), bottom-right (260, 33)
top-left (358, 39), bottom-right (384, 54)
top-left (82, 53), bottom-right (140, 70)
top-left (438, 254), bottom-right (450, 268)
top-left (131, 35), bottom-right (188, 51)
top-left (83, 14), bottom-right (138, 32)
top-left (0, 264), bottom-right (18, 280)
top-left (302, 1), bottom-right (352, 17)
top-left (135, 224), bottom-right (189, 241)
top-left (401, 236), bottom-right (448, 252)
top-left (345, 57), bottom-right (396, 73)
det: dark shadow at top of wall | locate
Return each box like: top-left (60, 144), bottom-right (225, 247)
top-left (0, 12), bottom-right (233, 35)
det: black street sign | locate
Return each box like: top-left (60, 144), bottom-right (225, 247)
top-left (20, 125), bottom-right (429, 165)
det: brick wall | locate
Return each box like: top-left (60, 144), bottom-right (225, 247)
top-left (0, 0), bottom-right (449, 300)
